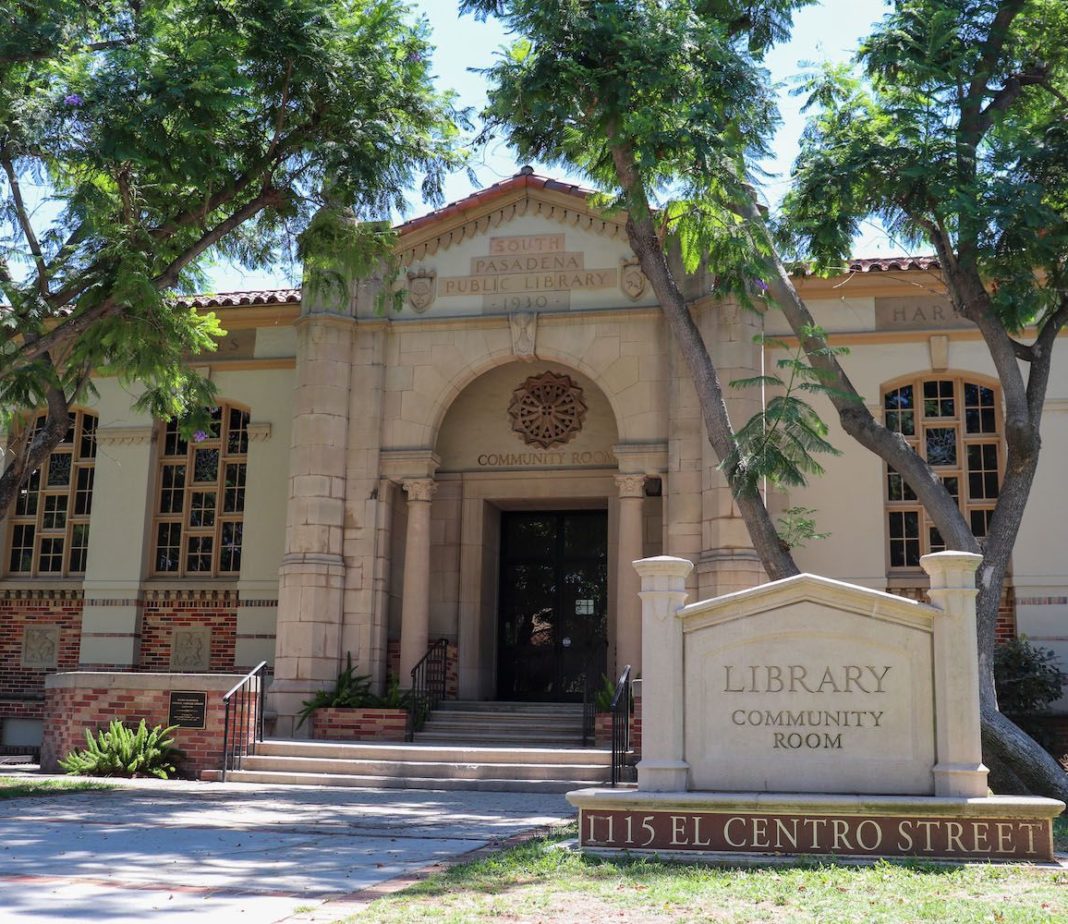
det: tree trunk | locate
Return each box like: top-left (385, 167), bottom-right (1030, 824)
top-left (981, 702), bottom-right (1068, 801)
top-left (607, 146), bottom-right (797, 580)
top-left (0, 379), bottom-right (72, 515)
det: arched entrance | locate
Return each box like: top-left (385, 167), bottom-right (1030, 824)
top-left (433, 361), bottom-right (633, 700)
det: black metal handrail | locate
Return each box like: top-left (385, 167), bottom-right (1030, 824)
top-left (610, 665), bottom-right (633, 787)
top-left (406, 638), bottom-right (449, 741)
top-left (220, 661), bottom-right (268, 782)
top-left (581, 676), bottom-right (596, 747)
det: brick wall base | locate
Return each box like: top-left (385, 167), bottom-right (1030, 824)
top-left (41, 672), bottom-right (253, 778)
top-left (386, 638), bottom-right (459, 698)
top-left (309, 707), bottom-right (407, 742)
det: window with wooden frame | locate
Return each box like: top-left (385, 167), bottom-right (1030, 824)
top-left (883, 375), bottom-right (1002, 570)
top-left (7, 410), bottom-right (97, 576)
top-left (152, 404), bottom-right (249, 576)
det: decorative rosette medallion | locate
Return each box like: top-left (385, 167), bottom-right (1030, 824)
top-left (507, 371), bottom-right (588, 449)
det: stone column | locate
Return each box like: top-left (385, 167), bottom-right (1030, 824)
top-left (634, 555), bottom-right (693, 792)
top-left (921, 550), bottom-right (989, 797)
top-left (614, 474), bottom-right (646, 677)
top-left (398, 478), bottom-right (436, 685)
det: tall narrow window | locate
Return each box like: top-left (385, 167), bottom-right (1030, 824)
top-left (883, 377), bottom-right (1001, 570)
top-left (152, 405), bottom-right (249, 576)
top-left (6, 411), bottom-right (97, 576)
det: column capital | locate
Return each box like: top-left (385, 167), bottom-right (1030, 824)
top-left (403, 478), bottom-right (437, 503)
top-left (615, 473), bottom-right (646, 499)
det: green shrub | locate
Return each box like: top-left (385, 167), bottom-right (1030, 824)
top-left (297, 653), bottom-right (410, 726)
top-left (593, 674), bottom-right (617, 712)
top-left (994, 636), bottom-right (1066, 715)
top-left (59, 719), bottom-right (180, 779)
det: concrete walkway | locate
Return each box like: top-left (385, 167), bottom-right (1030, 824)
top-left (0, 775), bottom-right (574, 922)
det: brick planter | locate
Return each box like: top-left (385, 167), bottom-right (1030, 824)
top-left (41, 671), bottom-right (254, 778)
top-left (309, 707), bottom-right (407, 742)
top-left (594, 689), bottom-right (643, 756)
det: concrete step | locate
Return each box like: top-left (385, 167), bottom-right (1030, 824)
top-left (201, 769), bottom-right (605, 794)
top-left (254, 739), bottom-right (611, 765)
top-left (416, 717), bottom-right (585, 730)
top-left (437, 701), bottom-right (586, 715)
top-left (413, 733), bottom-right (586, 747)
top-left (238, 754), bottom-right (609, 781)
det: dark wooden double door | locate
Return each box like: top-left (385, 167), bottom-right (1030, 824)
top-left (497, 511), bottom-right (608, 702)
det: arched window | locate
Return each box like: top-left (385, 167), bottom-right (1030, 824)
top-left (152, 404), bottom-right (249, 576)
top-left (883, 376), bottom-right (1001, 570)
top-left (7, 410), bottom-right (98, 576)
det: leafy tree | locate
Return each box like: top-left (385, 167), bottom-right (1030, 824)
top-left (0, 0), bottom-right (461, 512)
top-left (779, 0), bottom-right (1068, 797)
top-left (463, 0), bottom-right (1068, 799)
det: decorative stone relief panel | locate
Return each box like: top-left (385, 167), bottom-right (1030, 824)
top-left (22, 626), bottom-right (59, 669)
top-left (170, 627), bottom-right (212, 672)
top-left (508, 371), bottom-right (587, 449)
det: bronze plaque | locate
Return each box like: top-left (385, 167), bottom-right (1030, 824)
top-left (578, 809), bottom-right (1053, 861)
top-left (168, 691), bottom-right (207, 729)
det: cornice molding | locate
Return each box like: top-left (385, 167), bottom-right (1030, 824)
top-left (398, 190), bottom-right (627, 268)
top-left (247, 422), bottom-right (272, 443)
top-left (95, 425), bottom-right (155, 446)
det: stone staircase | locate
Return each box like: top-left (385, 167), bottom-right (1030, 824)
top-left (414, 700), bottom-right (587, 748)
top-left (205, 701), bottom-right (611, 793)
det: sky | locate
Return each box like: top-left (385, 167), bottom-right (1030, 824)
top-left (209, 0), bottom-right (895, 292)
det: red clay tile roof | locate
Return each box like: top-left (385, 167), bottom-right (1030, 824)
top-left (847, 257), bottom-right (940, 273)
top-left (173, 288), bottom-right (301, 309)
top-left (167, 258), bottom-right (942, 309)
top-left (171, 257), bottom-right (941, 308)
top-left (394, 166), bottom-right (596, 237)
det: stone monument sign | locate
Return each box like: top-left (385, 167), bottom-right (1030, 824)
top-left (568, 552), bottom-right (1064, 861)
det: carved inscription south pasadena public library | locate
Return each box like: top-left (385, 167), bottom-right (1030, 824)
top-left (722, 663), bottom-right (892, 752)
top-left (438, 234), bottom-right (618, 311)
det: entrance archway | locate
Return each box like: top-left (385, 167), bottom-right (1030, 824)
top-left (434, 361), bottom-right (625, 700)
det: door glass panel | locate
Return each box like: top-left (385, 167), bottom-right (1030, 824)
top-left (497, 511), bottom-right (608, 702)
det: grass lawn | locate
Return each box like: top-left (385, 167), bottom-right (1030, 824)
top-left (353, 821), bottom-right (1068, 924)
top-left (0, 776), bottom-right (112, 800)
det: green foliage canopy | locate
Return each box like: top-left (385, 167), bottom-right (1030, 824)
top-left (0, 0), bottom-right (462, 506)
top-left (781, 0), bottom-right (1068, 333)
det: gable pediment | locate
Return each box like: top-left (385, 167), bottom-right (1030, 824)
top-left (386, 172), bottom-right (657, 318)
top-left (679, 573), bottom-right (938, 634)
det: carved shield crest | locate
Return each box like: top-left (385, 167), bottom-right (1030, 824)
top-left (621, 259), bottom-right (647, 300)
top-left (407, 269), bottom-right (436, 313)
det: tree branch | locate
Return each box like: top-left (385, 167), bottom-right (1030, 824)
top-left (12, 187), bottom-right (285, 369)
top-left (152, 186), bottom-right (285, 290)
top-left (963, 0), bottom-right (1028, 128)
top-left (977, 68), bottom-right (1050, 135)
top-left (0, 38), bottom-right (133, 67)
top-left (1, 151), bottom-right (50, 299)
top-left (736, 199), bottom-right (978, 552)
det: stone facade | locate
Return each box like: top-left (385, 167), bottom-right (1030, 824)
top-left (1, 170), bottom-right (1067, 753)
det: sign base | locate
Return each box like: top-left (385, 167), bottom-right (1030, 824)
top-left (566, 789), bottom-right (1064, 862)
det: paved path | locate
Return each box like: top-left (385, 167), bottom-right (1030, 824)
top-left (0, 777), bottom-right (574, 923)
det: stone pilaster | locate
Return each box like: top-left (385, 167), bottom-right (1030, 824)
top-left (236, 421), bottom-right (281, 669)
top-left (398, 478), bottom-right (437, 685)
top-left (634, 555), bottom-right (693, 792)
top-left (697, 297), bottom-right (767, 598)
top-left (339, 326), bottom-right (388, 690)
top-left (80, 416), bottom-right (155, 669)
top-left (269, 219), bottom-right (358, 736)
top-left (614, 474), bottom-right (646, 676)
top-left (922, 551), bottom-right (989, 797)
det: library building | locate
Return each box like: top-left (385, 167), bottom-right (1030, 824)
top-left (2, 169), bottom-right (1066, 774)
